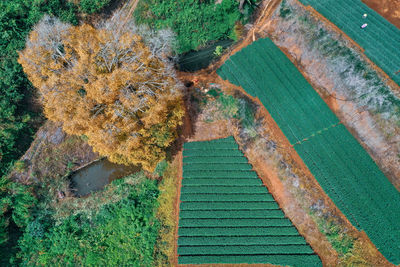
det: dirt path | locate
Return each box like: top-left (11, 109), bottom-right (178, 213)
top-left (267, 0), bottom-right (400, 190)
top-left (362, 0), bottom-right (400, 29)
top-left (295, 0), bottom-right (400, 96)
top-left (173, 151), bottom-right (183, 267)
top-left (173, 0), bottom-right (400, 265)
top-left (233, 100), bottom-right (339, 266)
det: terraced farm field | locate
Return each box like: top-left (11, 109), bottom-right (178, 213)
top-left (298, 0), bottom-right (400, 86)
top-left (178, 137), bottom-right (321, 266)
top-left (217, 38), bottom-right (400, 264)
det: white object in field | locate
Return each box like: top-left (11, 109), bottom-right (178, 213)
top-left (361, 23), bottom-right (368, 29)
top-left (363, 13), bottom-right (368, 18)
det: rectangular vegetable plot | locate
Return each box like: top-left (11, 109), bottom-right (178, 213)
top-left (217, 38), bottom-right (400, 265)
top-left (178, 137), bottom-right (321, 266)
top-left (299, 0), bottom-right (400, 87)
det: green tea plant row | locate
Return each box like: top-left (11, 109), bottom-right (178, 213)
top-left (179, 210), bottom-right (285, 219)
top-left (178, 226), bottom-right (300, 236)
top-left (178, 235), bottom-right (306, 245)
top-left (178, 244), bottom-right (314, 255)
top-left (183, 156), bottom-right (248, 164)
top-left (183, 149), bottom-right (244, 157)
top-left (180, 193), bottom-right (275, 202)
top-left (218, 39), bottom-right (339, 144)
top-left (181, 186), bottom-right (266, 194)
top-left (183, 163), bottom-right (253, 171)
top-left (179, 218), bottom-right (293, 227)
top-left (183, 170), bottom-right (259, 178)
top-left (299, 0), bottom-right (400, 86)
top-left (182, 178), bottom-right (262, 186)
top-left (180, 201), bottom-right (278, 210)
top-left (179, 255), bottom-right (322, 266)
top-left (217, 38), bottom-right (400, 264)
top-left (178, 137), bottom-right (321, 265)
top-left (294, 125), bottom-right (400, 262)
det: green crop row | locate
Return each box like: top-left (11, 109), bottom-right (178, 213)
top-left (217, 38), bottom-right (400, 264)
top-left (182, 178), bottom-right (262, 186)
top-left (179, 209), bottom-right (284, 219)
top-left (180, 201), bottom-right (278, 210)
top-left (177, 235), bottom-right (306, 246)
top-left (217, 38), bottom-right (339, 144)
top-left (183, 137), bottom-right (236, 148)
top-left (183, 163), bottom-right (252, 171)
top-left (178, 226), bottom-right (299, 237)
top-left (178, 254), bottom-right (322, 266)
top-left (183, 149), bottom-right (244, 157)
top-left (178, 244), bottom-right (314, 255)
top-left (294, 125), bottom-right (400, 263)
top-left (183, 156), bottom-right (248, 164)
top-left (183, 142), bottom-right (238, 150)
top-left (183, 170), bottom-right (258, 178)
top-left (178, 137), bottom-right (319, 265)
top-left (180, 185), bottom-right (266, 194)
top-left (178, 218), bottom-right (292, 228)
top-left (300, 0), bottom-right (400, 86)
top-left (180, 193), bottom-right (275, 202)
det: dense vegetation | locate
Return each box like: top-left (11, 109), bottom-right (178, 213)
top-left (134, 0), bottom-right (258, 53)
top-left (218, 37), bottom-right (400, 264)
top-left (16, 173), bottom-right (160, 265)
top-left (0, 1), bottom-right (122, 264)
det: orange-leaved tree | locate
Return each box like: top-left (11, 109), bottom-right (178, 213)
top-left (18, 15), bottom-right (185, 171)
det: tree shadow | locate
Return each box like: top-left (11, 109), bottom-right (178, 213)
top-left (167, 82), bottom-right (201, 162)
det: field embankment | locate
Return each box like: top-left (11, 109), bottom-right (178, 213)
top-left (218, 36), bottom-right (400, 264)
top-left (177, 137), bottom-right (321, 266)
top-left (259, 0), bottom-right (400, 189)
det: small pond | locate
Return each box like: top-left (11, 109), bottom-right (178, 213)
top-left (178, 39), bottom-right (234, 72)
top-left (70, 159), bottom-right (140, 197)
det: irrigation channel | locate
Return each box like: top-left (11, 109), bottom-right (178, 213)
top-left (70, 159), bottom-right (139, 197)
top-left (178, 39), bottom-right (234, 72)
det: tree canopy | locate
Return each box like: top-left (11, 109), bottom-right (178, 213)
top-left (19, 16), bottom-right (185, 171)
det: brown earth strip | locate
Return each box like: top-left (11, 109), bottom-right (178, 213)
top-left (176, 72), bottom-right (338, 265)
top-left (295, 0), bottom-right (400, 95)
top-left (272, 41), bottom-right (400, 190)
top-left (175, 0), bottom-right (398, 265)
top-left (260, 0), bottom-right (400, 190)
top-left (362, 0), bottom-right (400, 29)
top-left (173, 151), bottom-right (183, 267)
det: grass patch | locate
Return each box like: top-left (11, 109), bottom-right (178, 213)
top-left (134, 0), bottom-right (255, 53)
top-left (153, 158), bottom-right (179, 266)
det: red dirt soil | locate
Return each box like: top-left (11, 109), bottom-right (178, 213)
top-left (362, 0), bottom-right (400, 29)
top-left (176, 69), bottom-right (393, 265)
top-left (176, 72), bottom-right (340, 266)
top-left (173, 151), bottom-right (183, 267)
top-left (174, 0), bottom-right (396, 266)
top-left (295, 0), bottom-right (400, 95)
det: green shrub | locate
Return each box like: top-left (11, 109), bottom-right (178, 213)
top-left (279, 0), bottom-right (292, 18)
top-left (217, 94), bottom-right (239, 118)
top-left (154, 160), bottom-right (168, 177)
top-left (214, 45), bottom-right (224, 57)
top-left (135, 0), bottom-right (248, 53)
top-left (79, 0), bottom-right (111, 14)
top-left (17, 174), bottom-right (160, 266)
top-left (207, 88), bottom-right (222, 98)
